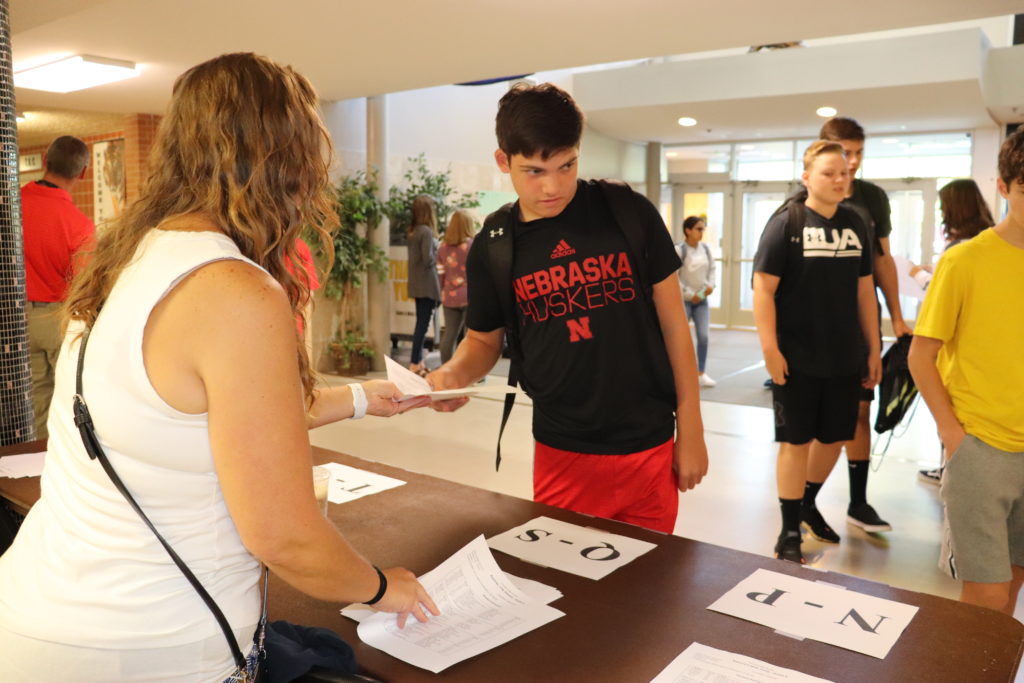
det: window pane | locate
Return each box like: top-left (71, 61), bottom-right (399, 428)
top-left (736, 142), bottom-right (796, 181)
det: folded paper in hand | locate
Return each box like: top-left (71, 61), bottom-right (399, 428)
top-left (384, 355), bottom-right (516, 400)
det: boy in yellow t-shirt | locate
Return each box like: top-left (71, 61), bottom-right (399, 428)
top-left (909, 129), bottom-right (1024, 616)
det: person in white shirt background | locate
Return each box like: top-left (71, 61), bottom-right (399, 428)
top-left (677, 216), bottom-right (717, 388)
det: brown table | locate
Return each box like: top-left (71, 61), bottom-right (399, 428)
top-left (3, 441), bottom-right (1023, 682)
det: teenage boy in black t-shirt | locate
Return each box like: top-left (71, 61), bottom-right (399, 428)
top-left (753, 140), bottom-right (881, 564)
top-left (782, 118), bottom-right (910, 542)
top-left (427, 83), bottom-right (708, 533)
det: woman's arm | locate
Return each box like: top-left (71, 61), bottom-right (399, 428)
top-left (651, 274), bottom-right (708, 492)
top-left (307, 381), bottom-right (429, 429)
top-left (704, 244), bottom-right (716, 294)
top-left (148, 260), bottom-right (438, 624)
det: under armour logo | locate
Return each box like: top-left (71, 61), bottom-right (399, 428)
top-left (490, 228), bottom-right (504, 238)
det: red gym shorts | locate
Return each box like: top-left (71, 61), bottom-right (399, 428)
top-left (533, 438), bottom-right (678, 533)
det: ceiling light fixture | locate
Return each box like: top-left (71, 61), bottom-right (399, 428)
top-left (815, 106), bottom-right (837, 118)
top-left (666, 151), bottom-right (679, 158)
top-left (14, 55), bottom-right (139, 93)
top-left (677, 116), bottom-right (697, 127)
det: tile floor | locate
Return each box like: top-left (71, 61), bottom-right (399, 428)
top-left (311, 328), bottom-right (1024, 630)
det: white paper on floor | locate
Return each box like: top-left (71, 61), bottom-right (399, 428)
top-left (707, 568), bottom-right (918, 659)
top-left (487, 515), bottom-right (657, 580)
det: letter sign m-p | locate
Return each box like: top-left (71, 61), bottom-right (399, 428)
top-left (567, 316), bottom-right (593, 342)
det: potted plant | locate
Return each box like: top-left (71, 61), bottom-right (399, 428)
top-left (312, 170), bottom-right (388, 375)
top-left (384, 154), bottom-right (480, 245)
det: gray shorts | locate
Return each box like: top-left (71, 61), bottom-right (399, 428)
top-left (939, 434), bottom-right (1024, 583)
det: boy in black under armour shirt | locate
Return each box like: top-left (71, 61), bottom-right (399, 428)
top-left (427, 83), bottom-right (707, 533)
top-left (753, 140), bottom-right (881, 564)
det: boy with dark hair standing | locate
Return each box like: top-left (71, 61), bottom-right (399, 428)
top-left (754, 140), bottom-right (881, 564)
top-left (428, 83), bottom-right (708, 533)
top-left (799, 117), bottom-right (911, 544)
top-left (908, 129), bottom-right (1024, 615)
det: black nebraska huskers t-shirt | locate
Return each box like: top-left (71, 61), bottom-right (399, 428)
top-left (466, 179), bottom-right (681, 454)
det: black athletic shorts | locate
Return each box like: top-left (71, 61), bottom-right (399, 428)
top-left (772, 371), bottom-right (861, 445)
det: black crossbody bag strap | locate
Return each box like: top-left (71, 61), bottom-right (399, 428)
top-left (72, 329), bottom-right (262, 675)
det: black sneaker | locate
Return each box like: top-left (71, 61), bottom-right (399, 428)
top-left (800, 505), bottom-right (840, 543)
top-left (847, 502), bottom-right (892, 532)
top-left (774, 530), bottom-right (805, 564)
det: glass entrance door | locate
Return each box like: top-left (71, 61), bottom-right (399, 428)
top-left (874, 179), bottom-right (936, 331)
top-left (731, 182), bottom-right (799, 327)
top-left (671, 184), bottom-right (730, 325)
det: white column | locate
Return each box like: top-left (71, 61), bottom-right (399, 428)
top-left (367, 95), bottom-right (390, 372)
top-left (645, 141), bottom-right (662, 206)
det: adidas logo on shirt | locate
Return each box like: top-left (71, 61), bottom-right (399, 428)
top-left (550, 239), bottom-right (576, 259)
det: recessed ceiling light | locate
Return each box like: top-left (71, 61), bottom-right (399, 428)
top-left (666, 151), bottom-right (679, 158)
top-left (677, 116), bottom-right (697, 127)
top-left (14, 55), bottom-right (139, 93)
top-left (816, 106), bottom-right (837, 118)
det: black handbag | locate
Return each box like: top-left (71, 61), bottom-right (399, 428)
top-left (72, 329), bottom-right (367, 682)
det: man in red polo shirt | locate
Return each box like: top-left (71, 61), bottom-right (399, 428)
top-left (22, 136), bottom-right (95, 439)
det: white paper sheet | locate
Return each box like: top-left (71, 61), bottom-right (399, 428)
top-left (384, 355), bottom-right (516, 400)
top-left (341, 571), bottom-right (562, 624)
top-left (487, 516), bottom-right (657, 580)
top-left (0, 451), bottom-right (45, 478)
top-left (319, 461), bottom-right (405, 504)
top-left (707, 568), bottom-right (918, 659)
top-left (651, 642), bottom-right (833, 682)
top-left (355, 535), bottom-right (564, 673)
top-left (892, 254), bottom-right (928, 301)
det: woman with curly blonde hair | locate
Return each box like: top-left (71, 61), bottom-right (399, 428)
top-left (0, 53), bottom-right (436, 681)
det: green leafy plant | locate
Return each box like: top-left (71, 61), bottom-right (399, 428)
top-left (384, 153), bottom-right (480, 245)
top-left (308, 171), bottom-right (387, 368)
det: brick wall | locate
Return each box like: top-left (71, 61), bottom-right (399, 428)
top-left (18, 113), bottom-right (162, 224)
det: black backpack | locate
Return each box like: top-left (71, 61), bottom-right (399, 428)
top-left (479, 179), bottom-right (655, 470)
top-left (874, 335), bottom-right (919, 434)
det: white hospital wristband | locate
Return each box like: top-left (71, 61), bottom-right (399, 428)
top-left (350, 383), bottom-right (368, 420)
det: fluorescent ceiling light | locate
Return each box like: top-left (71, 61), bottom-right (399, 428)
top-left (15, 55), bottom-right (139, 93)
top-left (677, 116), bottom-right (697, 127)
top-left (816, 106), bottom-right (837, 118)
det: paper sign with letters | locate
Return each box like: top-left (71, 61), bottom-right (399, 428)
top-left (487, 516), bottom-right (657, 580)
top-left (707, 568), bottom-right (918, 659)
top-left (319, 462), bottom-right (405, 504)
top-left (651, 642), bottom-right (833, 682)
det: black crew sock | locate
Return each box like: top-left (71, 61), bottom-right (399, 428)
top-left (779, 498), bottom-right (802, 533)
top-left (848, 460), bottom-right (869, 506)
top-left (802, 481), bottom-right (824, 508)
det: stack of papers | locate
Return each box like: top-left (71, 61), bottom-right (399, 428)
top-left (384, 356), bottom-right (515, 400)
top-left (651, 642), bottom-right (833, 682)
top-left (0, 451), bottom-right (45, 478)
top-left (346, 535), bottom-right (564, 673)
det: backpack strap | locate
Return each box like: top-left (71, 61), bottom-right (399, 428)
top-left (481, 202), bottom-right (520, 471)
top-left (595, 179), bottom-right (651, 296)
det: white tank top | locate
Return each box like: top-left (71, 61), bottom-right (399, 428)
top-left (0, 229), bottom-right (262, 648)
